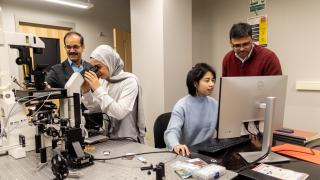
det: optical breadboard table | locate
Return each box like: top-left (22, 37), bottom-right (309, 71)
top-left (0, 140), bottom-right (237, 179)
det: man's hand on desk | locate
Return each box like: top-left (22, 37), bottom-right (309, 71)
top-left (174, 144), bottom-right (190, 156)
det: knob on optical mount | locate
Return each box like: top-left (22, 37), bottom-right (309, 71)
top-left (51, 154), bottom-right (69, 180)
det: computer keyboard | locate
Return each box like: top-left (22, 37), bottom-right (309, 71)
top-left (198, 137), bottom-right (250, 154)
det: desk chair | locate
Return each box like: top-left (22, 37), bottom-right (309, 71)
top-left (153, 112), bottom-right (171, 148)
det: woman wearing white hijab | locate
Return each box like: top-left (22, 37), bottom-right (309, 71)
top-left (81, 45), bottom-right (146, 143)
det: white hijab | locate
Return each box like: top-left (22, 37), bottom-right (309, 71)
top-left (90, 44), bottom-right (130, 82)
top-left (90, 44), bottom-right (146, 142)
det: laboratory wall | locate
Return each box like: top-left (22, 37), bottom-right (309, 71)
top-left (193, 0), bottom-right (320, 132)
top-left (0, 0), bottom-right (130, 60)
top-left (130, 0), bottom-right (166, 144)
top-left (131, 0), bottom-right (192, 145)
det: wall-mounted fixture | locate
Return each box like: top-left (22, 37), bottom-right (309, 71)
top-left (45, 0), bottom-right (94, 9)
top-left (296, 81), bottom-right (320, 91)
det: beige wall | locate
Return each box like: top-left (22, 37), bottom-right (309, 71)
top-left (193, 0), bottom-right (320, 132)
top-left (0, 0), bottom-right (130, 60)
top-left (130, 0), bottom-right (165, 144)
top-left (131, 0), bottom-right (192, 145)
top-left (163, 0), bottom-right (192, 112)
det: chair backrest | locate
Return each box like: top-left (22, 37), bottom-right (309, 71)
top-left (153, 112), bottom-right (171, 148)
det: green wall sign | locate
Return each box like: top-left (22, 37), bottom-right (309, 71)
top-left (250, 0), bottom-right (266, 12)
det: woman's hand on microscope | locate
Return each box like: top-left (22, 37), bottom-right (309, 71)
top-left (83, 71), bottom-right (100, 91)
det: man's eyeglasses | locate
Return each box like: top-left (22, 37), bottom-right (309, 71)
top-left (232, 41), bottom-right (252, 50)
top-left (65, 45), bottom-right (81, 50)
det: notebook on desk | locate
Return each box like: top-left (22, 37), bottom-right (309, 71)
top-left (273, 129), bottom-right (320, 145)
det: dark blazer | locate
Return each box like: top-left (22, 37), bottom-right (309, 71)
top-left (45, 59), bottom-right (91, 88)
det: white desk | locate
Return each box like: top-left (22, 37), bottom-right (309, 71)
top-left (0, 140), bottom-right (237, 179)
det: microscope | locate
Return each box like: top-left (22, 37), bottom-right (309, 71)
top-left (0, 31), bottom-right (47, 158)
top-left (0, 31), bottom-right (93, 169)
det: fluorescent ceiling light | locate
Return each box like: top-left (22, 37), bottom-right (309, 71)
top-left (45, 0), bottom-right (94, 9)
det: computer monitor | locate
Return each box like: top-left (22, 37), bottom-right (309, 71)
top-left (217, 75), bottom-right (288, 139)
top-left (217, 76), bottom-right (290, 163)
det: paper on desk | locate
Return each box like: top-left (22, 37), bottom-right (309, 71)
top-left (272, 143), bottom-right (320, 165)
top-left (253, 164), bottom-right (309, 180)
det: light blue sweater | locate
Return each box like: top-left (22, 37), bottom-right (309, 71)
top-left (164, 95), bottom-right (218, 150)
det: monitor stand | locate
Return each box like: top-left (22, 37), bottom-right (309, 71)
top-left (239, 97), bottom-right (290, 163)
top-left (239, 150), bottom-right (290, 163)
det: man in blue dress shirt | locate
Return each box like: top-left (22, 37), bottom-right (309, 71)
top-left (46, 31), bottom-right (91, 88)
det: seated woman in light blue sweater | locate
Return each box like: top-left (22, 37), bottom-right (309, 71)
top-left (164, 63), bottom-right (218, 156)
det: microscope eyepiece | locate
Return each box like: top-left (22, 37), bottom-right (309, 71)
top-left (81, 65), bottom-right (99, 76)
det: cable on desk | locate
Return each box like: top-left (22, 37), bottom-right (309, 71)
top-left (235, 149), bottom-right (270, 173)
top-left (310, 144), bottom-right (320, 149)
top-left (93, 153), bottom-right (177, 170)
top-left (163, 153), bottom-right (178, 164)
top-left (237, 144), bottom-right (320, 173)
top-left (108, 137), bottom-right (138, 143)
top-left (93, 150), bottom-right (174, 161)
top-left (216, 148), bottom-right (230, 164)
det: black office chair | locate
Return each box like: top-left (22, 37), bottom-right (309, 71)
top-left (153, 112), bottom-right (171, 148)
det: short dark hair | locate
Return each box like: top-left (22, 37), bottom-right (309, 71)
top-left (64, 31), bottom-right (84, 46)
top-left (186, 63), bottom-right (216, 96)
top-left (229, 22), bottom-right (252, 40)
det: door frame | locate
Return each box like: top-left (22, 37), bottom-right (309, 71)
top-left (15, 16), bottom-right (75, 32)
